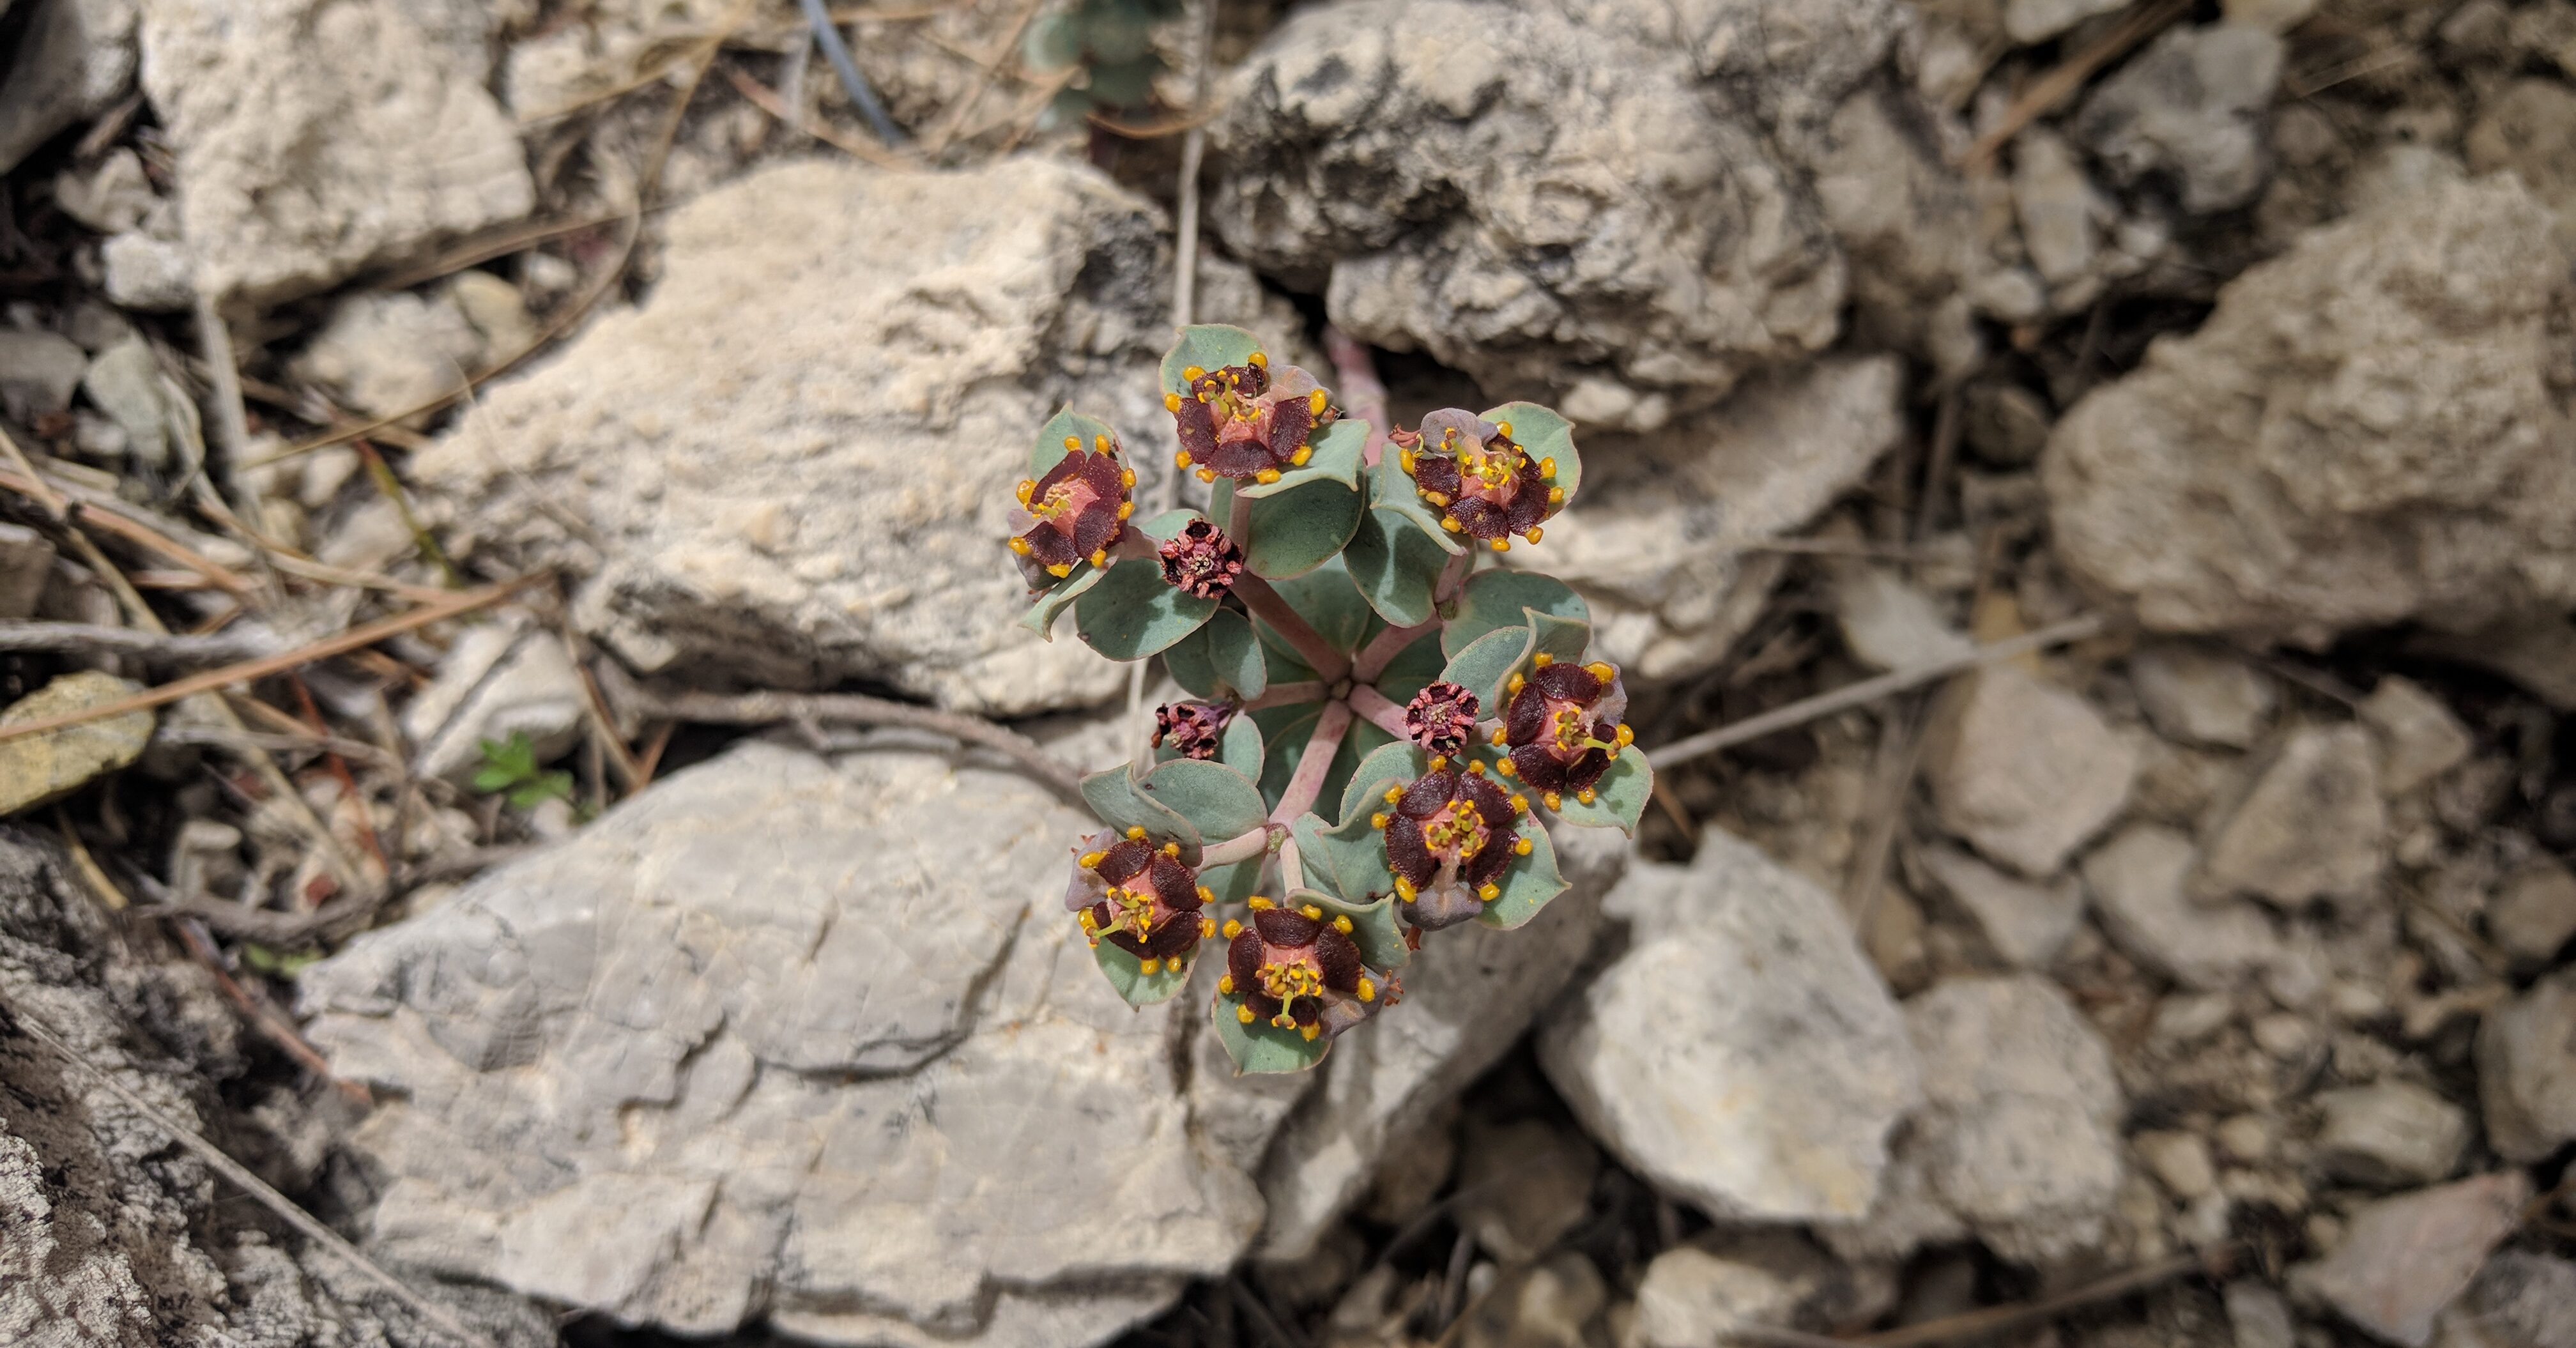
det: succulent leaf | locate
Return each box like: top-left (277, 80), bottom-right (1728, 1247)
top-left (1219, 712), bottom-right (1266, 779)
top-left (1199, 855), bottom-right (1264, 907)
top-left (1235, 418), bottom-right (1367, 500)
top-left (1443, 570), bottom-right (1588, 658)
top-left (1210, 473), bottom-right (1365, 580)
top-left (1344, 497), bottom-right (1454, 628)
top-left (1093, 937), bottom-right (1194, 1006)
top-left (1160, 325), bottom-right (1268, 397)
top-left (1480, 401), bottom-right (1580, 504)
top-left (1337, 741), bottom-right (1431, 824)
top-left (1075, 558), bottom-right (1219, 659)
top-left (1079, 764), bottom-right (1203, 862)
top-left (1030, 408), bottom-right (1123, 480)
top-left (1474, 818), bottom-right (1567, 931)
top-left (1264, 556), bottom-right (1374, 654)
top-left (1205, 608), bottom-right (1268, 700)
top-left (1018, 561), bottom-right (1110, 639)
top-left (1541, 744), bottom-right (1653, 834)
top-left (1366, 449), bottom-right (1468, 556)
top-left (1292, 874), bottom-right (1411, 972)
top-left (1138, 756), bottom-right (1269, 843)
top-left (1526, 609), bottom-right (1592, 666)
top-left (1211, 989), bottom-right (1333, 1074)
top-left (1289, 811), bottom-right (1404, 944)
top-left (1439, 622), bottom-right (1537, 713)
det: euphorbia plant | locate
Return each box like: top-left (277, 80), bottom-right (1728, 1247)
top-left (1013, 325), bottom-right (1653, 1073)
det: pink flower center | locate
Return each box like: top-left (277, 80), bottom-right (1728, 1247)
top-left (1031, 475), bottom-right (1104, 532)
top-left (1422, 799), bottom-right (1489, 862)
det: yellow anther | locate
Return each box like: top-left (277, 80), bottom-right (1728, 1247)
top-left (1514, 836), bottom-right (1534, 856)
top-left (1547, 486), bottom-right (1565, 505)
top-left (1577, 788), bottom-right (1597, 804)
top-left (1477, 882), bottom-right (1500, 902)
top-left (1117, 502), bottom-right (1135, 519)
top-left (1273, 1013), bottom-right (1294, 1029)
top-left (1140, 957), bottom-right (1162, 975)
top-left (1586, 661), bottom-right (1616, 682)
top-left (1080, 850), bottom-right (1107, 869)
top-left (1184, 365), bottom-right (1206, 380)
top-left (1162, 841), bottom-right (1181, 856)
top-left (1015, 479), bottom-right (1035, 503)
top-left (1078, 909), bottom-right (1097, 928)
top-left (1255, 468), bottom-right (1282, 484)
top-left (1430, 755), bottom-right (1450, 770)
top-left (1464, 759), bottom-right (1485, 776)
top-left (1008, 537), bottom-right (1032, 555)
top-left (1120, 468), bottom-right (1137, 489)
top-left (1200, 916), bottom-right (1216, 938)
top-left (1126, 827), bottom-right (1147, 840)
top-left (1371, 812), bottom-right (1391, 829)
top-left (1491, 728), bottom-right (1509, 746)
top-left (1199, 885), bottom-right (1215, 903)
top-left (1308, 388), bottom-right (1327, 415)
top-left (1533, 654), bottom-right (1554, 668)
top-left (1400, 448), bottom-right (1417, 473)
top-left (1301, 1023), bottom-right (1321, 1041)
top-left (1496, 758), bottom-right (1516, 777)
top-left (1524, 528), bottom-right (1543, 544)
top-left (1248, 896), bottom-right (1273, 910)
top-left (1333, 915), bottom-right (1353, 933)
top-left (1423, 490), bottom-right (1450, 507)
top-left (1197, 468), bottom-right (1215, 482)
top-left (1358, 977), bottom-right (1376, 1002)
top-left (1219, 974), bottom-right (1236, 993)
top-left (1543, 791), bottom-right (1562, 811)
top-left (1064, 436), bottom-right (1080, 452)
top-left (1096, 435), bottom-right (1114, 454)
top-left (1046, 562), bottom-right (1073, 577)
top-left (1491, 538), bottom-right (1510, 552)
top-left (1088, 548), bottom-right (1108, 567)
top-left (1301, 904), bottom-right (1323, 921)
top-left (1615, 724), bottom-right (1635, 747)
top-left (1165, 393), bottom-right (1183, 412)
top-left (1441, 517), bottom-right (1462, 532)
top-left (1291, 446), bottom-right (1312, 466)
top-left (1384, 785), bottom-right (1402, 804)
top-left (1176, 449), bottom-right (1193, 468)
top-left (1238, 1003), bottom-right (1256, 1024)
top-left (1540, 457), bottom-right (1557, 478)
top-left (1496, 421), bottom-right (1514, 438)
top-left (1222, 919), bottom-right (1243, 939)
top-left (1395, 877), bottom-right (1417, 901)
top-left (1507, 673), bottom-right (1525, 694)
top-left (1510, 793), bottom-right (1528, 814)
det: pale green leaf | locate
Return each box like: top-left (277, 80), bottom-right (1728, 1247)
top-left (1162, 325), bottom-right (1270, 397)
top-left (1337, 741), bottom-right (1429, 825)
top-left (1236, 418), bottom-right (1367, 500)
top-left (1031, 406), bottom-right (1123, 479)
top-left (1440, 623), bottom-right (1535, 713)
top-left (1483, 401), bottom-right (1579, 505)
top-left (1092, 938), bottom-right (1194, 1006)
top-left (1544, 744), bottom-right (1653, 836)
top-left (1211, 992), bottom-right (1331, 1074)
top-left (1476, 820), bottom-right (1568, 931)
top-left (1080, 764), bottom-right (1202, 860)
top-left (1076, 558), bottom-right (1219, 660)
top-left (1139, 758), bottom-right (1269, 843)
top-left (1443, 570), bottom-right (1588, 658)
top-left (1020, 562), bottom-right (1110, 640)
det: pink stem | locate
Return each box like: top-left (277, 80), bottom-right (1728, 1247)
top-left (1432, 549), bottom-right (1472, 607)
top-left (1227, 489), bottom-right (1253, 542)
top-left (1269, 700), bottom-right (1353, 824)
top-left (1324, 325), bottom-right (1390, 468)
top-left (1200, 823), bottom-right (1273, 867)
top-left (1278, 836), bottom-right (1305, 895)
top-left (1233, 574), bottom-right (1350, 682)
top-left (1352, 620), bottom-right (1435, 682)
top-left (1345, 684), bottom-right (1413, 741)
top-left (1244, 680), bottom-right (1328, 710)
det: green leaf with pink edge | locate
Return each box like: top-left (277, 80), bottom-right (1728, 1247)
top-left (1211, 988), bottom-right (1332, 1074)
top-left (1080, 763), bottom-right (1201, 863)
top-left (1161, 325), bottom-right (1269, 397)
top-left (1526, 610), bottom-right (1592, 666)
top-left (1337, 741), bottom-right (1430, 825)
top-left (1199, 855), bottom-right (1264, 908)
top-left (1225, 474), bottom-right (1364, 580)
top-left (1344, 496), bottom-right (1452, 629)
top-left (1075, 558), bottom-right (1218, 659)
top-left (1475, 817), bottom-right (1566, 931)
top-left (1268, 556), bottom-right (1374, 653)
top-left (1019, 562), bottom-right (1108, 639)
top-left (1542, 744), bottom-right (1652, 836)
top-left (1442, 570), bottom-right (1587, 658)
top-left (1291, 861), bottom-right (1411, 972)
top-left (1139, 757), bottom-right (1269, 843)
top-left (1092, 938), bottom-right (1195, 1007)
top-left (1289, 815), bottom-right (1406, 970)
top-left (1439, 622), bottom-right (1535, 714)
top-left (1236, 418), bottom-right (1367, 500)
top-left (1481, 401), bottom-right (1579, 505)
top-left (1030, 407), bottom-right (1123, 479)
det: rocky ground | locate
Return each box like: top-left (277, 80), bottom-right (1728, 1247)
top-left (3, 1), bottom-right (2575, 1347)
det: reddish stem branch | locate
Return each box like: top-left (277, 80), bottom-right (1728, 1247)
top-left (1244, 681), bottom-right (1327, 710)
top-left (1345, 684), bottom-right (1413, 741)
top-left (1433, 550), bottom-right (1472, 607)
top-left (1270, 700), bottom-right (1354, 824)
top-left (1232, 575), bottom-right (1351, 682)
top-left (1324, 325), bottom-right (1390, 468)
top-left (1200, 824), bottom-right (1273, 867)
top-left (1353, 620), bottom-right (1434, 682)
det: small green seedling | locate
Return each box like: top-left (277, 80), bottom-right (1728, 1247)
top-left (471, 732), bottom-right (574, 810)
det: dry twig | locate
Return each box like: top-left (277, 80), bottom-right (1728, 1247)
top-left (0, 621), bottom-right (278, 664)
top-left (1961, 0), bottom-right (2190, 169)
top-left (613, 678), bottom-right (1084, 799)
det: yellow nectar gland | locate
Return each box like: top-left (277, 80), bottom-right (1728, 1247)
top-left (1395, 876), bottom-right (1418, 902)
top-left (1255, 468), bottom-right (1282, 484)
top-left (1247, 896), bottom-right (1274, 910)
top-left (1046, 562), bottom-right (1073, 578)
top-left (1087, 548), bottom-right (1107, 568)
top-left (1430, 755), bottom-right (1450, 770)
top-left (1079, 850), bottom-right (1107, 869)
top-left (1543, 791), bottom-right (1563, 810)
top-left (1491, 728), bottom-right (1509, 746)
top-left (1477, 882), bottom-right (1501, 902)
top-left (1370, 811), bottom-right (1390, 829)
top-left (1237, 1003), bottom-right (1255, 1024)
top-left (1400, 448), bottom-right (1417, 474)
top-left (1577, 788), bottom-right (1597, 804)
top-left (1197, 885), bottom-right (1215, 903)
top-left (1510, 794), bottom-right (1528, 814)
top-left (1514, 836), bottom-right (1534, 856)
top-left (1176, 449), bottom-right (1193, 468)
top-left (1222, 919), bottom-right (1243, 939)
top-left (1162, 841), bottom-right (1183, 856)
top-left (1532, 653), bottom-right (1554, 668)
top-left (1490, 539), bottom-right (1509, 552)
top-left (1015, 479), bottom-right (1035, 503)
top-left (1441, 517), bottom-right (1462, 532)
top-left (1539, 457), bottom-right (1557, 478)
top-left (1139, 958), bottom-right (1162, 975)
top-left (1165, 393), bottom-right (1182, 412)
top-left (1547, 487), bottom-right (1565, 505)
top-left (1197, 468), bottom-right (1216, 482)
top-left (1524, 528), bottom-right (1543, 544)
top-left (1291, 446), bottom-right (1312, 466)
top-left (1506, 673), bottom-right (1525, 695)
top-left (1063, 436), bottom-right (1080, 452)
top-left (1495, 758), bottom-right (1516, 777)
top-left (1585, 661), bottom-right (1616, 683)
top-left (1357, 977), bottom-right (1376, 1002)
top-left (1218, 974), bottom-right (1236, 994)
top-left (1383, 785), bottom-right (1402, 804)
top-left (1200, 916), bottom-right (1216, 938)
top-left (1125, 826), bottom-right (1147, 840)
top-left (1301, 1024), bottom-right (1321, 1041)
top-left (1096, 434), bottom-right (1114, 454)
top-left (1464, 759), bottom-right (1485, 776)
top-left (1117, 502), bottom-right (1135, 519)
top-left (1333, 915), bottom-right (1353, 933)
top-left (1301, 904), bottom-right (1323, 921)
top-left (1184, 365), bottom-right (1206, 380)
top-left (1496, 421), bottom-right (1514, 438)
top-left (1008, 537), bottom-right (1032, 555)
top-left (1119, 468), bottom-right (1137, 489)
top-left (1616, 724), bottom-right (1635, 747)
top-left (1307, 389), bottom-right (1326, 415)
top-left (1247, 351), bottom-right (1268, 369)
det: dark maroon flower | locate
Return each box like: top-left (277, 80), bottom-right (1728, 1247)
top-left (1010, 434), bottom-right (1135, 583)
top-left (1395, 410), bottom-right (1561, 550)
top-left (1157, 517), bottom-right (1245, 598)
top-left (1498, 655), bottom-right (1632, 811)
top-left (1219, 900), bottom-right (1378, 1041)
top-left (1067, 827), bottom-right (1212, 970)
top-left (1153, 700), bottom-right (1234, 760)
top-left (1371, 758), bottom-right (1531, 930)
top-left (1403, 681), bottom-right (1481, 756)
top-left (1167, 352), bottom-right (1335, 485)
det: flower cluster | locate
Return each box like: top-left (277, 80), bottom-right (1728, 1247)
top-left (1011, 324), bottom-right (1648, 1075)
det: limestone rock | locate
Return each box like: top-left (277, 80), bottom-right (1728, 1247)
top-left (0, 671), bottom-right (155, 817)
top-left (1625, 1234), bottom-right (1892, 1348)
top-left (302, 742), bottom-right (1264, 1346)
top-left (2129, 641), bottom-right (2276, 749)
top-left (2133, 1129), bottom-right (2217, 1199)
top-left (2200, 725), bottom-right (2386, 908)
top-left (0, 523), bottom-right (54, 622)
top-left (0, 827), bottom-right (546, 1347)
top-left (2043, 175), bottom-right (2576, 644)
top-left (2014, 129), bottom-right (2113, 287)
top-left (2436, 1251), bottom-right (2576, 1348)
top-left (2357, 677), bottom-right (2472, 797)
top-left (1800, 79), bottom-right (2002, 376)
top-left (1211, 0), bottom-right (1847, 431)
top-left (1912, 843), bottom-right (2084, 969)
top-left (2081, 823), bottom-right (2281, 991)
top-left (410, 157), bottom-right (1290, 716)
top-left (2228, 1282), bottom-right (2298, 1348)
top-left (1860, 975), bottom-right (2128, 1266)
top-left (1541, 829), bottom-right (1922, 1225)
top-left (1255, 826), bottom-right (1623, 1259)
top-left (1835, 566), bottom-right (1974, 674)
top-left (291, 290), bottom-right (486, 422)
top-left (1456, 1252), bottom-right (1607, 1348)
top-left (2475, 968), bottom-right (2576, 1163)
top-left (401, 620), bottom-right (588, 786)
top-left (0, 329), bottom-right (89, 424)
top-left (1503, 356), bottom-right (1905, 680)
top-left (2005, 0), bottom-right (2126, 43)
top-left (1923, 665), bottom-right (2139, 878)
top-left (2315, 1082), bottom-right (2469, 1188)
top-left (2292, 1172), bottom-right (2531, 1348)
top-left (0, 0), bottom-right (138, 178)
top-left (137, 0), bottom-right (535, 303)
top-left (2489, 858), bottom-right (2576, 967)
top-left (2465, 79), bottom-right (2576, 248)
top-left (2074, 24), bottom-right (2285, 214)
top-left (1455, 1118), bottom-right (1598, 1263)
